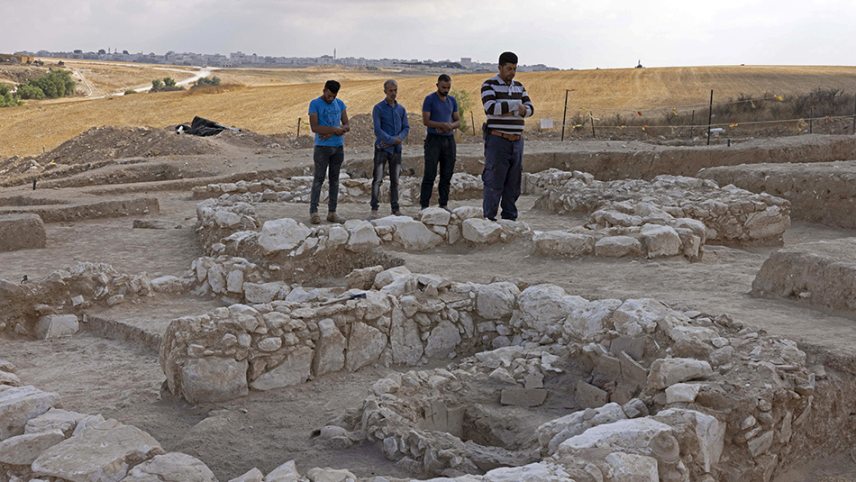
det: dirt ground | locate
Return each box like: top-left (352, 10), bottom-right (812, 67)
top-left (3, 134), bottom-right (856, 480)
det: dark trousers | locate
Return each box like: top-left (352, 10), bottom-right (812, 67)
top-left (310, 145), bottom-right (344, 214)
top-left (482, 135), bottom-right (524, 221)
top-left (420, 134), bottom-right (456, 208)
top-left (371, 149), bottom-right (402, 211)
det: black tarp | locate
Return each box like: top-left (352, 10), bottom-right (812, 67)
top-left (176, 116), bottom-right (237, 136)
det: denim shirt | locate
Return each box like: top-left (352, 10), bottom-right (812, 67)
top-left (372, 99), bottom-right (410, 154)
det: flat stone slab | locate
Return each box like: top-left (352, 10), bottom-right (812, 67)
top-left (752, 238), bottom-right (856, 312)
top-left (0, 213), bottom-right (46, 252)
top-left (699, 160), bottom-right (856, 228)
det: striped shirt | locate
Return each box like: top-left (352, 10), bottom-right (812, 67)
top-left (481, 75), bottom-right (534, 134)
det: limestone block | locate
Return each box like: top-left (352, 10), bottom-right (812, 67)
top-left (501, 388), bottom-right (548, 407)
top-left (665, 383), bottom-right (702, 403)
top-left (244, 282), bottom-right (287, 304)
top-left (344, 265), bottom-right (384, 290)
top-left (25, 408), bottom-right (88, 436)
top-left (654, 408), bottom-right (725, 473)
top-left (537, 402), bottom-right (627, 455)
top-left (533, 230), bottom-right (596, 257)
top-left (35, 314), bottom-right (79, 339)
top-left (565, 298), bottom-right (622, 341)
top-left (313, 319), bottom-right (346, 376)
top-left (447, 224), bottom-right (462, 244)
top-left (327, 226), bottom-right (350, 246)
top-left (227, 270), bottom-right (245, 293)
top-left (424, 320), bottom-right (462, 358)
top-left (31, 419), bottom-right (162, 482)
top-left (121, 452), bottom-right (216, 482)
top-left (604, 452), bottom-right (660, 482)
top-left (263, 460), bottom-right (301, 481)
top-left (345, 220), bottom-right (380, 250)
top-left (0, 385), bottom-right (61, 439)
top-left (462, 218), bottom-right (502, 243)
top-left (519, 284), bottom-right (588, 336)
top-left (745, 205), bottom-right (789, 240)
top-left (557, 417), bottom-right (676, 459)
top-left (479, 462), bottom-right (573, 480)
top-left (0, 429), bottom-right (65, 465)
top-left (306, 467), bottom-right (357, 482)
top-left (393, 220), bottom-right (444, 250)
top-left (0, 371), bottom-right (20, 387)
top-left (370, 215), bottom-right (412, 229)
top-left (229, 467), bottom-right (264, 482)
top-left (258, 218), bottom-right (311, 255)
top-left (373, 266), bottom-right (412, 289)
top-left (207, 264), bottom-right (226, 293)
top-left (150, 275), bottom-right (185, 294)
top-left (576, 380), bottom-right (609, 409)
top-left (640, 224), bottom-right (682, 258)
top-left (346, 322), bottom-right (387, 371)
top-left (213, 209), bottom-right (242, 228)
top-left (181, 358), bottom-right (249, 403)
top-left (610, 298), bottom-right (677, 337)
top-left (595, 236), bottom-right (643, 257)
top-left (0, 214), bottom-right (46, 252)
top-left (390, 307), bottom-right (423, 365)
top-left (251, 347), bottom-right (312, 391)
top-left (420, 207), bottom-right (452, 226)
top-left (452, 206), bottom-right (483, 220)
top-left (476, 282), bottom-right (520, 319)
top-left (647, 358), bottom-right (713, 390)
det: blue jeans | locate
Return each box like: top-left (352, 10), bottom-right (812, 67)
top-left (371, 149), bottom-right (402, 211)
top-left (482, 134), bottom-right (524, 221)
top-left (310, 146), bottom-right (344, 214)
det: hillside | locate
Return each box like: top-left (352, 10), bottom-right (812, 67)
top-left (3, 64), bottom-right (856, 158)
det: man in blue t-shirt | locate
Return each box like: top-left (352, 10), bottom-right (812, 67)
top-left (308, 80), bottom-right (350, 224)
top-left (420, 74), bottom-right (460, 210)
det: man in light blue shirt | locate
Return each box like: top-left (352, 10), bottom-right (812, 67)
top-left (308, 80), bottom-right (350, 224)
top-left (371, 79), bottom-right (410, 218)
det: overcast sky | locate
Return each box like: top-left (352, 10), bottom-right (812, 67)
top-left (2, 0), bottom-right (854, 69)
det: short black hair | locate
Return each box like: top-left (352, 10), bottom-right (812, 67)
top-left (437, 74), bottom-right (451, 83)
top-left (324, 80), bottom-right (341, 93)
top-left (499, 51), bottom-right (518, 66)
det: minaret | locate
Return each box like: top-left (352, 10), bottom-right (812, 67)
top-left (334, 48), bottom-right (336, 59)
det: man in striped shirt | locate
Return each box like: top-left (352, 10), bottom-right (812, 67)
top-left (480, 51), bottom-right (534, 221)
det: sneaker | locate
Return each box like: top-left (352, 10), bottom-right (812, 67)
top-left (310, 213), bottom-right (321, 225)
top-left (327, 212), bottom-right (344, 223)
top-left (391, 208), bottom-right (401, 216)
top-left (369, 209), bottom-right (380, 220)
top-left (439, 205), bottom-right (452, 213)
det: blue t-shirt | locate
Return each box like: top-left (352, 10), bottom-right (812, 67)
top-left (308, 96), bottom-right (347, 147)
top-left (422, 93), bottom-right (458, 136)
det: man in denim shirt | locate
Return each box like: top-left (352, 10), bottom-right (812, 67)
top-left (308, 80), bottom-right (350, 224)
top-left (371, 79), bottom-right (410, 218)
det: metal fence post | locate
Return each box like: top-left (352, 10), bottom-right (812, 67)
top-left (690, 109), bottom-right (695, 139)
top-left (297, 117), bottom-right (302, 137)
top-left (589, 112), bottom-right (596, 138)
top-left (561, 89), bottom-right (570, 141)
top-left (706, 90), bottom-right (714, 146)
top-left (471, 111), bottom-right (476, 136)
top-left (809, 107), bottom-right (813, 134)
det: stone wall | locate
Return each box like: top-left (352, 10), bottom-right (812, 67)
top-left (0, 262), bottom-right (192, 338)
top-left (699, 160), bottom-right (856, 229)
top-left (533, 169), bottom-right (791, 246)
top-left (192, 172), bottom-right (485, 205)
top-left (329, 288), bottom-right (819, 480)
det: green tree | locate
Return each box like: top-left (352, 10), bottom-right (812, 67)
top-left (151, 79), bottom-right (164, 92)
top-left (163, 77), bottom-right (176, 88)
top-left (17, 84), bottom-right (45, 100)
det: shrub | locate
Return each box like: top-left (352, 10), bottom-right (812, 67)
top-left (17, 84), bottom-right (45, 100)
top-left (151, 79), bottom-right (164, 91)
top-left (14, 70), bottom-right (76, 100)
top-left (195, 76), bottom-right (221, 87)
top-left (124, 89), bottom-right (138, 95)
top-left (451, 89), bottom-right (472, 133)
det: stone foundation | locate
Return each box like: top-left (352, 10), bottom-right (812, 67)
top-left (533, 169), bottom-right (791, 246)
top-left (0, 214), bottom-right (46, 252)
top-left (699, 160), bottom-right (856, 229)
top-left (752, 238), bottom-right (856, 313)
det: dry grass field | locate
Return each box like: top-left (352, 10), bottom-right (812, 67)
top-left (4, 63), bottom-right (856, 158)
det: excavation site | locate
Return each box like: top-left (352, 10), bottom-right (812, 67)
top-left (1, 127), bottom-right (856, 482)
